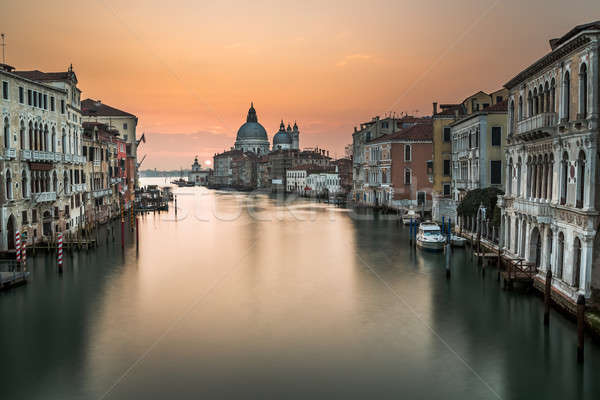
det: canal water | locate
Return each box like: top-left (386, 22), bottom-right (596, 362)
top-left (1, 179), bottom-right (599, 399)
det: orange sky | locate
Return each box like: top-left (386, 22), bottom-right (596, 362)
top-left (2, 0), bottom-right (599, 169)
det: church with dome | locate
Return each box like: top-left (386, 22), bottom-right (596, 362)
top-left (234, 103), bottom-right (300, 154)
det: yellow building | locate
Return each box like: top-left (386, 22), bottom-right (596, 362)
top-left (431, 89), bottom-right (508, 221)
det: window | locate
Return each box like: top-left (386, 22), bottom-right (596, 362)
top-left (61, 99), bottom-right (65, 114)
top-left (491, 127), bottom-right (501, 146)
top-left (43, 94), bottom-right (47, 110)
top-left (22, 211), bottom-right (28, 225)
top-left (50, 96), bottom-right (55, 111)
top-left (123, 123), bottom-right (128, 130)
top-left (491, 160), bottom-right (502, 185)
top-left (443, 159), bottom-right (451, 176)
top-left (496, 96), bottom-right (503, 103)
top-left (443, 127), bottom-right (451, 143)
top-left (404, 168), bottom-right (411, 185)
top-left (443, 183), bottom-right (451, 197)
top-left (18, 87), bottom-right (24, 103)
top-left (2, 81), bottom-right (8, 100)
top-left (38, 92), bottom-right (42, 108)
top-left (404, 144), bottom-right (411, 161)
top-left (33, 91), bottom-right (38, 107)
top-left (27, 89), bottom-right (32, 105)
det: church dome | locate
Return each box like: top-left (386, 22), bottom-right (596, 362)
top-left (273, 120), bottom-right (292, 146)
top-left (236, 103), bottom-right (268, 141)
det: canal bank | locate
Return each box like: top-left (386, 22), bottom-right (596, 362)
top-left (1, 186), bottom-right (600, 399)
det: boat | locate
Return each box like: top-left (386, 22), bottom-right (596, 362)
top-left (450, 235), bottom-right (467, 248)
top-left (402, 209), bottom-right (421, 225)
top-left (170, 178), bottom-right (194, 187)
top-left (416, 222), bottom-right (446, 251)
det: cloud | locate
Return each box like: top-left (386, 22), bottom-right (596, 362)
top-left (336, 53), bottom-right (375, 67)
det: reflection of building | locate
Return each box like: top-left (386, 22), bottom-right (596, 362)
top-left (356, 122), bottom-right (433, 209)
top-left (188, 156), bottom-right (211, 186)
top-left (499, 21), bottom-right (600, 308)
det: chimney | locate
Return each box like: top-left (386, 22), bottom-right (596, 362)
top-left (433, 102), bottom-right (438, 115)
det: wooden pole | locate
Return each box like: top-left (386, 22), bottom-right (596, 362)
top-left (577, 294), bottom-right (585, 364)
top-left (544, 269), bottom-right (552, 326)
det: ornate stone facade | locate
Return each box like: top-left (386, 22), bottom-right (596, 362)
top-left (499, 22), bottom-right (600, 304)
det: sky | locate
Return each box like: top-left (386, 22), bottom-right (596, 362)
top-left (2, 0), bottom-right (599, 169)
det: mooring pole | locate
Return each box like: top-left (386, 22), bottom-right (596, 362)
top-left (409, 218), bottom-right (413, 245)
top-left (577, 295), bottom-right (585, 364)
top-left (445, 239), bottom-right (451, 279)
top-left (135, 210), bottom-right (139, 251)
top-left (175, 195), bottom-right (178, 218)
top-left (120, 199), bottom-right (125, 250)
top-left (57, 233), bottom-right (63, 274)
top-left (544, 269), bottom-right (552, 326)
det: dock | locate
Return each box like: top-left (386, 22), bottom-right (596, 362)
top-left (0, 270), bottom-right (30, 291)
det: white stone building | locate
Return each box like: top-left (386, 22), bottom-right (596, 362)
top-left (499, 21), bottom-right (600, 307)
top-left (0, 63), bottom-right (86, 250)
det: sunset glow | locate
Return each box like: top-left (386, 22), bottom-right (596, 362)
top-left (3, 0), bottom-right (599, 168)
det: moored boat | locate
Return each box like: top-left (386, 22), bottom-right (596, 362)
top-left (402, 209), bottom-right (421, 225)
top-left (450, 235), bottom-right (467, 247)
top-left (416, 222), bottom-right (445, 251)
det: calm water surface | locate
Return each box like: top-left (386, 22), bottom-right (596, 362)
top-left (1, 178), bottom-right (599, 399)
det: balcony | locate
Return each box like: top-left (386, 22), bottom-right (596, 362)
top-left (21, 149), bottom-right (32, 161)
top-left (63, 153), bottom-right (73, 163)
top-left (513, 197), bottom-right (552, 223)
top-left (74, 155), bottom-right (86, 164)
top-left (93, 160), bottom-right (101, 168)
top-left (31, 150), bottom-right (55, 162)
top-left (516, 112), bottom-right (556, 138)
top-left (72, 183), bottom-right (86, 192)
top-left (4, 147), bottom-right (16, 160)
top-left (93, 188), bottom-right (112, 198)
top-left (33, 191), bottom-right (57, 203)
top-left (110, 177), bottom-right (122, 185)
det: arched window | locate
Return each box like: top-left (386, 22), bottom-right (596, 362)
top-left (43, 124), bottom-right (48, 151)
top-left (28, 121), bottom-right (33, 150)
top-left (509, 100), bottom-right (515, 134)
top-left (3, 117), bottom-right (10, 148)
top-left (21, 170), bottom-right (27, 198)
top-left (517, 157), bottom-right (522, 197)
top-left (5, 170), bottom-right (12, 200)
top-left (563, 71), bottom-right (570, 121)
top-left (404, 144), bottom-right (411, 161)
top-left (52, 171), bottom-right (58, 192)
top-left (561, 152), bottom-right (569, 205)
top-left (62, 129), bottom-right (66, 154)
top-left (548, 153), bottom-right (554, 200)
top-left (528, 90), bottom-right (533, 117)
top-left (550, 78), bottom-right (556, 113)
top-left (507, 157), bottom-right (513, 195)
top-left (557, 232), bottom-right (565, 279)
top-left (539, 85), bottom-right (544, 113)
top-left (404, 168), bottom-right (411, 185)
top-left (544, 82), bottom-right (550, 112)
top-left (533, 88), bottom-right (538, 115)
top-left (63, 171), bottom-right (69, 194)
top-left (518, 96), bottom-right (523, 120)
top-left (576, 150), bottom-right (585, 208)
top-left (573, 237), bottom-right (581, 288)
top-left (579, 63), bottom-right (588, 119)
top-left (51, 127), bottom-right (56, 152)
top-left (19, 121), bottom-right (25, 150)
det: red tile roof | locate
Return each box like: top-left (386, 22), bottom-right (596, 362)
top-left (13, 70), bottom-right (77, 83)
top-left (367, 122), bottom-right (433, 144)
top-left (81, 99), bottom-right (136, 118)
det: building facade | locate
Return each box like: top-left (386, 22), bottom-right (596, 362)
top-left (499, 21), bottom-right (600, 306)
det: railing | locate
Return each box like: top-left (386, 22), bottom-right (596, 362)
top-left (72, 183), bottom-right (86, 192)
top-left (74, 155), bottom-right (86, 164)
top-left (517, 112), bottom-right (556, 135)
top-left (33, 191), bottom-right (57, 203)
top-left (513, 197), bottom-right (551, 220)
top-left (31, 150), bottom-right (55, 162)
top-left (110, 177), bottom-right (122, 185)
top-left (20, 149), bottom-right (32, 160)
top-left (4, 147), bottom-right (16, 159)
top-left (63, 153), bottom-right (73, 163)
top-left (93, 160), bottom-right (101, 168)
top-left (93, 188), bottom-right (112, 198)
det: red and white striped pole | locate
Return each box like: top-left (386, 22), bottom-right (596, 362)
top-left (15, 230), bottom-right (21, 265)
top-left (21, 241), bottom-right (27, 270)
top-left (57, 232), bottom-right (63, 273)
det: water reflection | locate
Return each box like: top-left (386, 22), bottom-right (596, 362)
top-left (0, 184), bottom-right (599, 399)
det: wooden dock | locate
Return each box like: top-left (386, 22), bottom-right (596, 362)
top-left (0, 271), bottom-right (29, 291)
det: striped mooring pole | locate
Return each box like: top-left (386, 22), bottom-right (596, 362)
top-left (57, 232), bottom-right (63, 273)
top-left (15, 230), bottom-right (21, 265)
top-left (21, 241), bottom-right (27, 269)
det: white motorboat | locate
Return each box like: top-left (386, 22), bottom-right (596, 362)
top-left (416, 222), bottom-right (446, 251)
top-left (402, 209), bottom-right (421, 225)
top-left (450, 235), bottom-right (467, 247)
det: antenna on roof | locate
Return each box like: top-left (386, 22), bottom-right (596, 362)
top-left (1, 33), bottom-right (5, 64)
